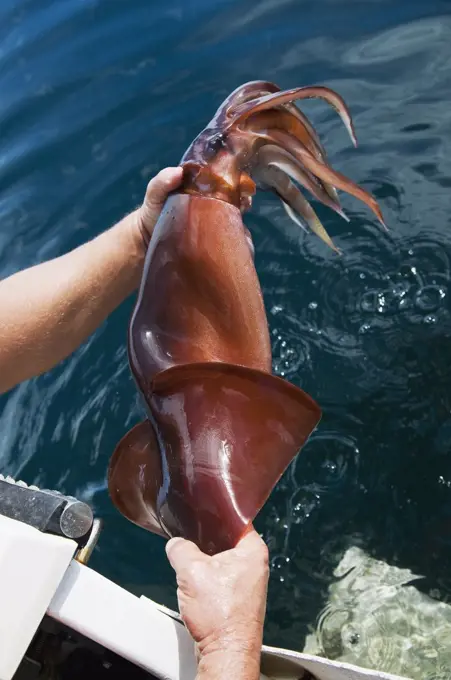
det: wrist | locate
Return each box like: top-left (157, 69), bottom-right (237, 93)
top-left (105, 209), bottom-right (147, 294)
top-left (117, 209), bottom-right (147, 265)
top-left (197, 647), bottom-right (261, 680)
top-left (196, 624), bottom-right (263, 680)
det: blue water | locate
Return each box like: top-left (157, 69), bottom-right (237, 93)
top-left (1, 0), bottom-right (451, 675)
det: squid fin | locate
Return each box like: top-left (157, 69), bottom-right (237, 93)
top-left (108, 420), bottom-right (168, 539)
top-left (110, 362), bottom-right (321, 555)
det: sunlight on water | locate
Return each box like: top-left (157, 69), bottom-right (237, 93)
top-left (306, 547), bottom-right (451, 680)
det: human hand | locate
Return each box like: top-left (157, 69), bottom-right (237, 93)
top-left (136, 166), bottom-right (184, 247)
top-left (134, 166), bottom-right (256, 260)
top-left (166, 527), bottom-right (268, 679)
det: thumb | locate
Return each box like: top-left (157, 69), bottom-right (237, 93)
top-left (144, 167), bottom-right (183, 210)
top-left (139, 166), bottom-right (184, 242)
top-left (166, 537), bottom-right (204, 573)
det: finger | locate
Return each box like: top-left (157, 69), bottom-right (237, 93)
top-left (145, 167), bottom-right (183, 208)
top-left (235, 526), bottom-right (268, 558)
top-left (166, 536), bottom-right (204, 572)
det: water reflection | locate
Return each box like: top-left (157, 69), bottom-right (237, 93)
top-left (305, 547), bottom-right (451, 679)
top-left (344, 16), bottom-right (451, 66)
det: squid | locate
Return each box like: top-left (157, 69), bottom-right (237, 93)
top-left (108, 80), bottom-right (385, 555)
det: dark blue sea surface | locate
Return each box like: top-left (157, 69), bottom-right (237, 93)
top-left (1, 0), bottom-right (451, 676)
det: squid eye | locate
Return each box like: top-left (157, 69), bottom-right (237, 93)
top-left (206, 133), bottom-right (226, 155)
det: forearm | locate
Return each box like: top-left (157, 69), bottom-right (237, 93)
top-left (197, 649), bottom-right (261, 680)
top-left (196, 626), bottom-right (263, 680)
top-left (0, 211), bottom-right (144, 393)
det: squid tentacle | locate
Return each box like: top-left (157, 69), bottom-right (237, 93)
top-left (248, 128), bottom-right (385, 228)
top-left (244, 108), bottom-right (345, 209)
top-left (180, 80), bottom-right (386, 251)
top-left (229, 85), bottom-right (358, 148)
top-left (223, 81), bottom-right (280, 114)
top-left (281, 105), bottom-right (342, 205)
top-left (245, 109), bottom-right (325, 160)
top-left (251, 144), bottom-right (349, 223)
top-left (254, 162), bottom-right (341, 253)
top-left (212, 81), bottom-right (281, 127)
top-left (279, 102), bottom-right (328, 159)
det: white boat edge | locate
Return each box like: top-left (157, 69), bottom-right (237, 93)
top-left (0, 514), bottom-right (413, 680)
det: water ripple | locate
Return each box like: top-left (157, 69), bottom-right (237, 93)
top-left (291, 432), bottom-right (360, 492)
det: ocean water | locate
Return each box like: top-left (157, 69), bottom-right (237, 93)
top-left (1, 0), bottom-right (451, 677)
